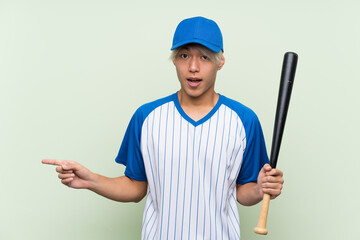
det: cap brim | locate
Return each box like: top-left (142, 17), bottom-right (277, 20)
top-left (171, 39), bottom-right (222, 53)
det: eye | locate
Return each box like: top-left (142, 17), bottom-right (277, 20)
top-left (201, 55), bottom-right (209, 60)
top-left (180, 53), bottom-right (189, 59)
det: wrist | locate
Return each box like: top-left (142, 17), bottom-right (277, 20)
top-left (87, 172), bottom-right (100, 191)
top-left (256, 182), bottom-right (263, 199)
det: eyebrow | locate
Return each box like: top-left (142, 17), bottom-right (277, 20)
top-left (179, 46), bottom-right (190, 51)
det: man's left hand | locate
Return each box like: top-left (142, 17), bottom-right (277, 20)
top-left (257, 164), bottom-right (284, 199)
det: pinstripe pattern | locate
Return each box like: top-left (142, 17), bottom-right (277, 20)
top-left (140, 101), bottom-right (246, 240)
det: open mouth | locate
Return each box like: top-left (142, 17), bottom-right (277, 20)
top-left (187, 78), bottom-right (202, 82)
top-left (187, 78), bottom-right (202, 88)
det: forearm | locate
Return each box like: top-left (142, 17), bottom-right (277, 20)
top-left (88, 174), bottom-right (147, 203)
top-left (236, 182), bottom-right (262, 206)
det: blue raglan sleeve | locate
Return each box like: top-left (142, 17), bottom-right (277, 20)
top-left (115, 108), bottom-right (147, 181)
top-left (236, 114), bottom-right (269, 184)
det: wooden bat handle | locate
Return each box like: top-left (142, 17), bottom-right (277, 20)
top-left (254, 193), bottom-right (271, 235)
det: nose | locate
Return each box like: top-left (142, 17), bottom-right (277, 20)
top-left (189, 58), bottom-right (200, 73)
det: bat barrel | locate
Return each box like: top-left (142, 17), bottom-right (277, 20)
top-left (269, 52), bottom-right (298, 168)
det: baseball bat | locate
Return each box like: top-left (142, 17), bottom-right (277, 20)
top-left (254, 52), bottom-right (298, 235)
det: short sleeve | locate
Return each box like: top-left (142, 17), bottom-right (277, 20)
top-left (236, 116), bottom-right (269, 184)
top-left (115, 109), bottom-right (147, 181)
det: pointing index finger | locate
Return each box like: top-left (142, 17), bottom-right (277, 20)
top-left (42, 159), bottom-right (66, 166)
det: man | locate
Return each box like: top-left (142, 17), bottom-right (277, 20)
top-left (43, 16), bottom-right (284, 239)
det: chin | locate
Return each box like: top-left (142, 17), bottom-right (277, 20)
top-left (180, 83), bottom-right (214, 100)
top-left (182, 88), bottom-right (202, 98)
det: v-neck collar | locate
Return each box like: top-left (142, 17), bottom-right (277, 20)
top-left (171, 92), bottom-right (223, 127)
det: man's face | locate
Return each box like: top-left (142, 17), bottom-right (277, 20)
top-left (173, 45), bottom-right (225, 101)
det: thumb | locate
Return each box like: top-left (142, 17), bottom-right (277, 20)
top-left (262, 163), bottom-right (272, 172)
top-left (62, 161), bottom-right (81, 171)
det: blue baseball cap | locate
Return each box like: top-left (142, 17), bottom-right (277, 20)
top-left (171, 16), bottom-right (224, 53)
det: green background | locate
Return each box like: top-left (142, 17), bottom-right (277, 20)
top-left (1, 0), bottom-right (359, 239)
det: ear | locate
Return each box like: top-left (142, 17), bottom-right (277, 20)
top-left (217, 55), bottom-right (225, 70)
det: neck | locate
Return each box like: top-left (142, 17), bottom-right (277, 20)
top-left (177, 90), bottom-right (219, 121)
top-left (177, 90), bottom-right (218, 108)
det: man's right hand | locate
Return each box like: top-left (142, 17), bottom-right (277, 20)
top-left (42, 159), bottom-right (148, 202)
top-left (42, 159), bottom-right (95, 189)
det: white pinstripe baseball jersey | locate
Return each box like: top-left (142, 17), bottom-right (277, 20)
top-left (116, 92), bottom-right (269, 240)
